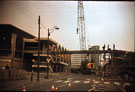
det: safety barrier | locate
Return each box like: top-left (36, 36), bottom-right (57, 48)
top-left (0, 69), bottom-right (26, 81)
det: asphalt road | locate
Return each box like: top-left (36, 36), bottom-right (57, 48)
top-left (7, 73), bottom-right (128, 91)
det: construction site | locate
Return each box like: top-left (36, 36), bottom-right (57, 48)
top-left (0, 1), bottom-right (135, 91)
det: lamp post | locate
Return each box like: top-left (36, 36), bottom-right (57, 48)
top-left (37, 16), bottom-right (40, 81)
top-left (46, 26), bottom-right (59, 79)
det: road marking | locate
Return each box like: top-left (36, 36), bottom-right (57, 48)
top-left (73, 80), bottom-right (80, 83)
top-left (55, 80), bottom-right (63, 83)
top-left (93, 81), bottom-right (99, 84)
top-left (124, 83), bottom-right (131, 85)
top-left (91, 84), bottom-right (96, 88)
top-left (88, 87), bottom-right (95, 92)
top-left (104, 82), bottom-right (110, 85)
top-left (67, 78), bottom-right (72, 80)
top-left (113, 82), bottom-right (120, 85)
top-left (84, 81), bottom-right (90, 84)
top-left (57, 84), bottom-right (67, 88)
top-left (63, 80), bottom-right (70, 83)
top-left (86, 78), bottom-right (91, 81)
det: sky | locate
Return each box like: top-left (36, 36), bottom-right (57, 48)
top-left (0, 1), bottom-right (134, 51)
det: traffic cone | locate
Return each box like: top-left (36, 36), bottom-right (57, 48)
top-left (51, 84), bottom-right (55, 91)
top-left (93, 79), bottom-right (95, 83)
top-left (101, 78), bottom-right (104, 82)
top-left (68, 82), bottom-right (71, 87)
top-left (23, 86), bottom-right (26, 92)
top-left (122, 84), bottom-right (126, 92)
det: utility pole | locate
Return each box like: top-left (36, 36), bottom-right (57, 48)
top-left (37, 15), bottom-right (40, 81)
top-left (46, 28), bottom-right (50, 79)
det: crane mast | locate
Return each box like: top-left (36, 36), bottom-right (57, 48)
top-left (77, 1), bottom-right (86, 50)
top-left (77, 1), bottom-right (86, 61)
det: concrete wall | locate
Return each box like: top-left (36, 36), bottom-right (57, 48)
top-left (91, 46), bottom-right (100, 68)
top-left (0, 69), bottom-right (26, 81)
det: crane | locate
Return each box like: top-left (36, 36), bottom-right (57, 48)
top-left (76, 1), bottom-right (95, 74)
top-left (77, 0), bottom-right (86, 61)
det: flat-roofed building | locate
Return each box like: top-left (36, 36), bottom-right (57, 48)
top-left (0, 24), bottom-right (71, 73)
top-left (0, 24), bottom-right (35, 69)
top-left (24, 38), bottom-right (71, 72)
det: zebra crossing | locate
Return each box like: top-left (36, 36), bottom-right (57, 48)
top-left (54, 79), bottom-right (125, 86)
top-left (73, 80), bottom-right (80, 83)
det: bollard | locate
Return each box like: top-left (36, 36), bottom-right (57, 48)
top-left (23, 86), bottom-right (26, 92)
top-left (31, 70), bottom-right (33, 82)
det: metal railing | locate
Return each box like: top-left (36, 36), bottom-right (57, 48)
top-left (15, 50), bottom-right (23, 58)
top-left (0, 49), bottom-right (11, 57)
top-left (0, 49), bottom-right (22, 58)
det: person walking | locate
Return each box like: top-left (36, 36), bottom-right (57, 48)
top-left (102, 44), bottom-right (106, 50)
top-left (113, 44), bottom-right (115, 50)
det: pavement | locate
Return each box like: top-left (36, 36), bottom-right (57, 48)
top-left (0, 72), bottom-right (70, 91)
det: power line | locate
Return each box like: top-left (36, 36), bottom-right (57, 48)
top-left (15, 1), bottom-right (48, 32)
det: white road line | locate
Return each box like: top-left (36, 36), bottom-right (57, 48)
top-left (104, 82), bottom-right (110, 85)
top-left (73, 80), bottom-right (80, 83)
top-left (54, 80), bottom-right (63, 83)
top-left (58, 84), bottom-right (66, 88)
top-left (67, 78), bottom-right (72, 80)
top-left (124, 83), bottom-right (131, 85)
top-left (93, 81), bottom-right (99, 84)
top-left (88, 87), bottom-right (95, 92)
top-left (63, 80), bottom-right (70, 83)
top-left (84, 81), bottom-right (90, 84)
top-left (86, 78), bottom-right (91, 81)
top-left (113, 82), bottom-right (120, 85)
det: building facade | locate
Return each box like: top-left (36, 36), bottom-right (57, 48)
top-left (0, 24), bottom-right (35, 69)
top-left (24, 38), bottom-right (71, 72)
top-left (0, 24), bottom-right (71, 72)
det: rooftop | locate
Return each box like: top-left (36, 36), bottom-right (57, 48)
top-left (0, 24), bottom-right (35, 39)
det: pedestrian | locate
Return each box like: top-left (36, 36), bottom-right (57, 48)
top-left (103, 54), bottom-right (106, 60)
top-left (91, 58), bottom-right (94, 63)
top-left (102, 44), bottom-right (105, 50)
top-left (31, 70), bottom-right (33, 82)
top-left (107, 44), bottom-right (111, 50)
top-left (113, 44), bottom-right (115, 50)
top-left (5, 65), bottom-right (9, 69)
top-left (107, 44), bottom-right (109, 50)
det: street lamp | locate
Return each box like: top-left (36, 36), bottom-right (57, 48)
top-left (37, 16), bottom-right (40, 81)
top-left (46, 26), bottom-right (59, 79)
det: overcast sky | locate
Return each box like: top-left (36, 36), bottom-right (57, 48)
top-left (0, 1), bottom-right (134, 51)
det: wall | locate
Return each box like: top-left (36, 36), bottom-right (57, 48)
top-left (0, 69), bottom-right (26, 81)
top-left (91, 46), bottom-right (100, 68)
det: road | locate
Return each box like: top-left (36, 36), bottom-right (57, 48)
top-left (4, 72), bottom-right (129, 91)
